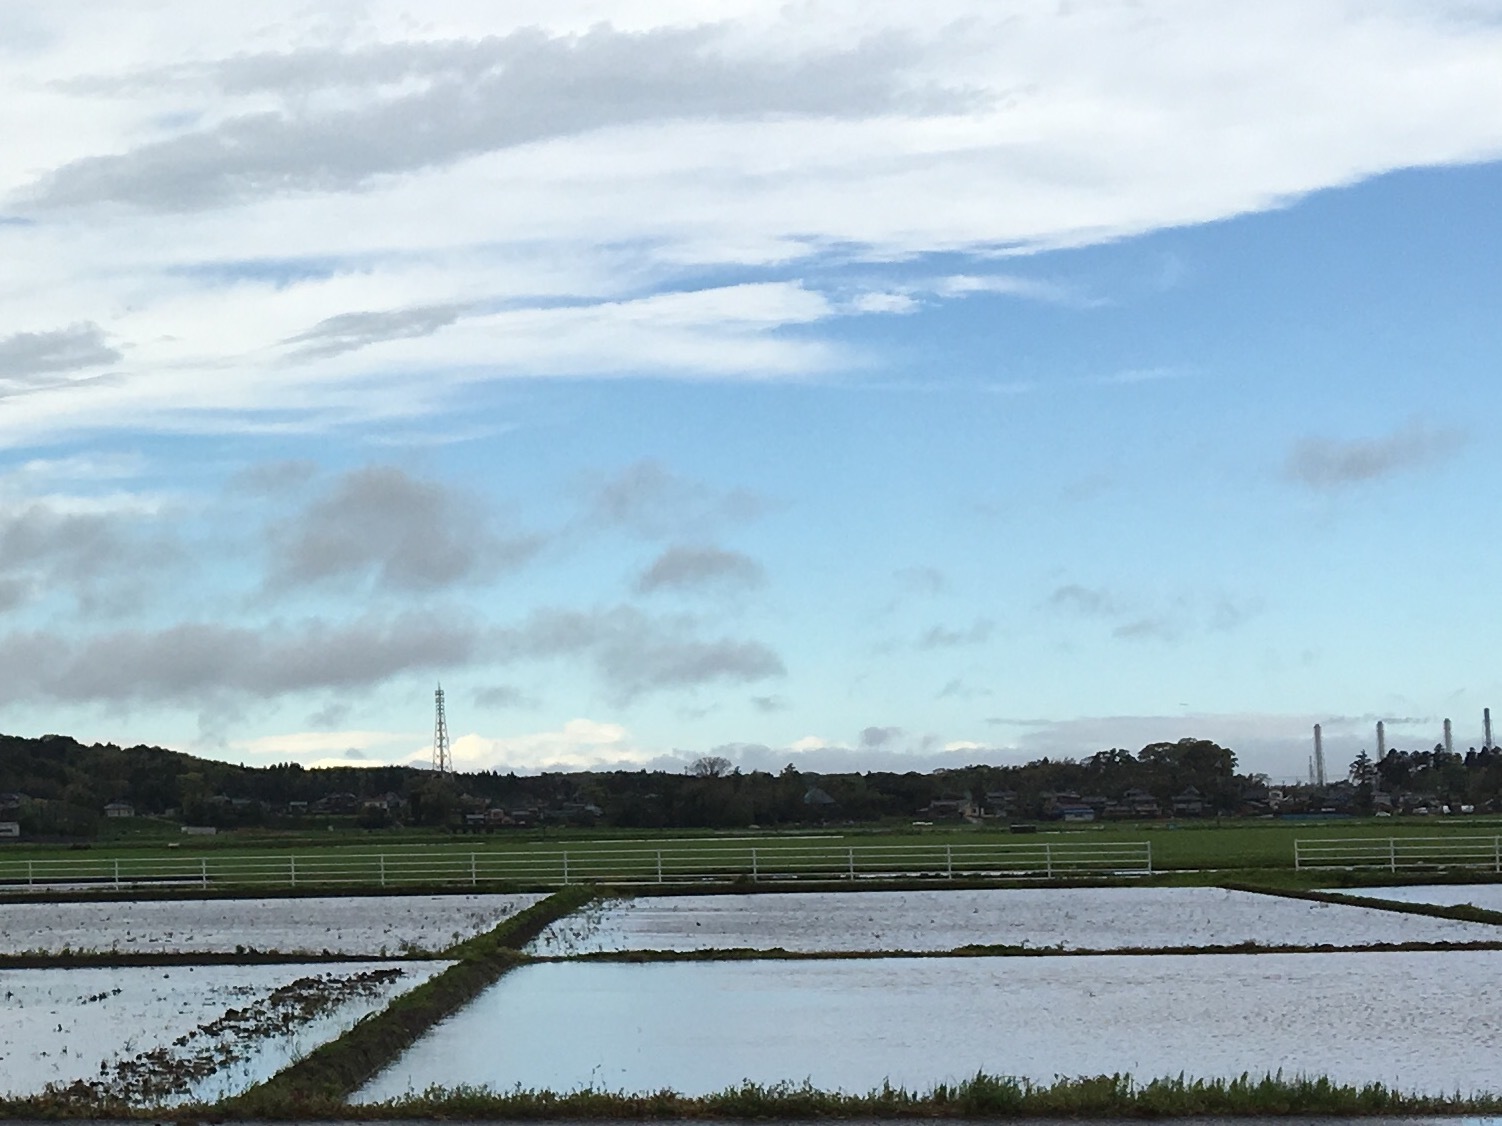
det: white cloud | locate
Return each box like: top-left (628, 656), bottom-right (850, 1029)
top-left (233, 728), bottom-right (415, 761)
top-left (428, 718), bottom-right (643, 771)
top-left (1, 2), bottom-right (1501, 441)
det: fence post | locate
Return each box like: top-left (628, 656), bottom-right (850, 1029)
top-left (1045, 843), bottom-right (1053, 878)
top-left (200, 858), bottom-right (208, 889)
top-left (1145, 842), bottom-right (1153, 876)
top-left (656, 850), bottom-right (663, 884)
top-left (848, 847), bottom-right (855, 880)
top-left (27, 860), bottom-right (33, 888)
top-left (113, 858), bottom-right (120, 891)
top-left (470, 852), bottom-right (478, 886)
top-left (946, 844), bottom-right (953, 880)
top-left (1494, 836), bottom-right (1499, 874)
top-left (1389, 838), bottom-right (1397, 874)
top-left (289, 856), bottom-right (297, 888)
top-left (380, 854), bottom-right (387, 887)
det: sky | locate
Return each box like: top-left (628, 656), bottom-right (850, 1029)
top-left (2, 1), bottom-right (1502, 782)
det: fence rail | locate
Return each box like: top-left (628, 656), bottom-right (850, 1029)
top-left (1294, 835), bottom-right (1502, 872)
top-left (0, 839), bottom-right (1151, 894)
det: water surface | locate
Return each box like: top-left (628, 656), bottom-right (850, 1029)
top-left (359, 952), bottom-right (1502, 1099)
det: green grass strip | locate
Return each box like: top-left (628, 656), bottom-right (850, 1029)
top-left (15, 1070), bottom-right (1499, 1120)
top-left (1221, 879), bottom-right (1502, 926)
top-left (223, 884), bottom-right (595, 1112)
top-left (545, 937), bottom-right (1502, 963)
top-left (346, 1072), bottom-right (1502, 1118)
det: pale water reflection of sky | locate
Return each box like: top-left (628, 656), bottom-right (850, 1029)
top-left (358, 952), bottom-right (1502, 1099)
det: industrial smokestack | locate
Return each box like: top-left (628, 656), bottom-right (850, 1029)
top-left (1488, 709), bottom-right (1495, 751)
top-left (1444, 718), bottom-right (1453, 757)
top-left (1313, 724), bottom-right (1327, 787)
top-left (1376, 720), bottom-right (1385, 761)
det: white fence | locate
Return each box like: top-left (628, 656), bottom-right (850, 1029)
top-left (1294, 835), bottom-right (1502, 872)
top-left (0, 839), bottom-right (1151, 893)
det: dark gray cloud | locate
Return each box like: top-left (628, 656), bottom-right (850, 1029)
top-left (0, 612), bottom-right (480, 706)
top-left (1284, 420), bottom-right (1462, 489)
top-left (267, 465), bottom-right (540, 591)
top-left (0, 505), bottom-right (128, 581)
top-left (282, 303), bottom-right (470, 361)
top-left (750, 694), bottom-right (788, 713)
top-left (0, 323), bottom-right (119, 384)
top-left (494, 605), bottom-right (783, 703)
top-left (26, 27), bottom-right (980, 211)
top-left (585, 460), bottom-right (767, 539)
top-left (634, 545), bottom-right (765, 594)
top-left (916, 618), bottom-right (993, 649)
top-left (860, 725), bottom-right (903, 748)
top-left (0, 502), bottom-right (172, 614)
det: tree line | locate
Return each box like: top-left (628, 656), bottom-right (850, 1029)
top-left (0, 730), bottom-right (1264, 837)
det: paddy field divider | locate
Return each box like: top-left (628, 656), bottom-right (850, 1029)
top-left (226, 883), bottom-right (596, 1111)
top-left (0, 838), bottom-right (1151, 893)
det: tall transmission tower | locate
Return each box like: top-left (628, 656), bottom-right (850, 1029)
top-left (433, 684), bottom-right (451, 774)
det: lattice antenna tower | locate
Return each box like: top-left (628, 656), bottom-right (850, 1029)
top-left (433, 683), bottom-right (451, 774)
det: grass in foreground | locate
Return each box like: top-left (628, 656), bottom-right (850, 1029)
top-left (9, 1071), bottom-right (1502, 1120)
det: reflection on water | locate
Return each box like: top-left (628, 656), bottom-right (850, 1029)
top-left (358, 952), bottom-right (1502, 1101)
top-left (526, 886), bottom-right (1502, 956)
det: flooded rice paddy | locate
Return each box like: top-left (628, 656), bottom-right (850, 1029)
top-left (0, 892), bottom-right (542, 956)
top-left (526, 886), bottom-right (1502, 955)
top-left (358, 951), bottom-right (1502, 1100)
top-left (1, 960), bottom-right (446, 1103)
top-left (15, 882), bottom-right (1502, 1107)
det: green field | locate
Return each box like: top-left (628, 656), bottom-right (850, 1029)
top-left (8, 816), bottom-right (1502, 890)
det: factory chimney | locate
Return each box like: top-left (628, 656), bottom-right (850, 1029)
top-left (1313, 724), bottom-right (1327, 787)
top-left (1488, 708), bottom-right (1495, 752)
top-left (1376, 720), bottom-right (1385, 762)
top-left (1444, 718), bottom-right (1453, 758)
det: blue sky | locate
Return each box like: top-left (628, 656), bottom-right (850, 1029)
top-left (1, 2), bottom-right (1501, 779)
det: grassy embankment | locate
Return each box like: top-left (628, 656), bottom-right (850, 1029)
top-left (303, 1071), bottom-right (1502, 1120)
top-left (13, 1071), bottom-right (1502, 1120)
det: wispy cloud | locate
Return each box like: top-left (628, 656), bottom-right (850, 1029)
top-left (0, 324), bottom-right (119, 385)
top-left (634, 545), bottom-right (765, 595)
top-left (27, 27), bottom-right (980, 212)
top-left (492, 606), bottom-right (784, 704)
top-left (1048, 583), bottom-right (1117, 616)
top-left (582, 460), bottom-right (768, 540)
top-left (1284, 419), bottom-right (1463, 489)
top-left (916, 618), bottom-right (994, 650)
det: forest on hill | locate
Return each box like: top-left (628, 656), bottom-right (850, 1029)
top-left (1, 729), bottom-right (1496, 839)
